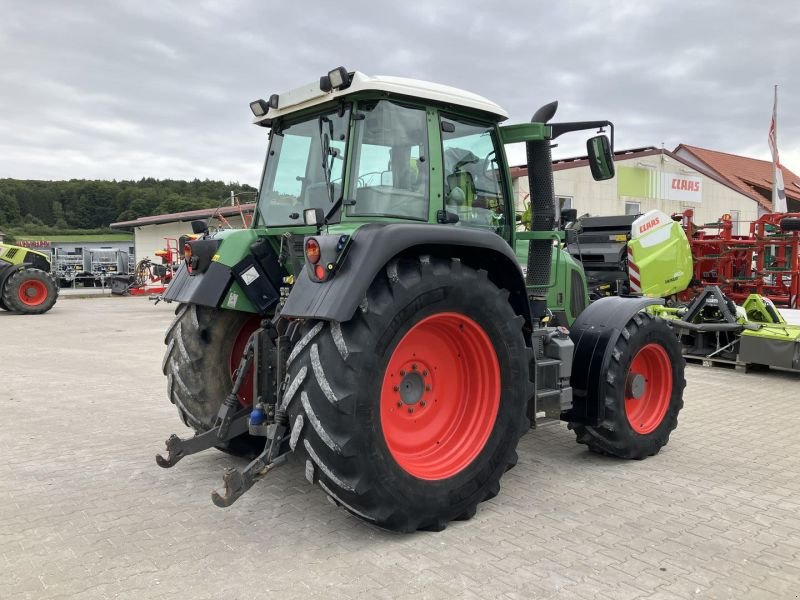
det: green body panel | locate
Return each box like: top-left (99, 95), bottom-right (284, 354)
top-left (0, 242), bottom-right (50, 268)
top-left (497, 123), bottom-right (550, 144)
top-left (222, 281), bottom-right (257, 313)
top-left (514, 239), bottom-right (589, 324)
top-left (627, 218), bottom-right (692, 298)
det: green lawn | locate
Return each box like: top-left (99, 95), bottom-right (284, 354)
top-left (15, 233), bottom-right (133, 243)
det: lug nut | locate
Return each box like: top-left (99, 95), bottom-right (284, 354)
top-left (420, 401), bottom-right (426, 407)
top-left (400, 370), bottom-right (406, 376)
top-left (408, 407), bottom-right (414, 414)
top-left (393, 386), bottom-right (399, 392)
top-left (397, 401), bottom-right (402, 408)
top-left (422, 370), bottom-right (428, 376)
top-left (412, 363), bottom-right (417, 370)
top-left (425, 385), bottom-right (431, 391)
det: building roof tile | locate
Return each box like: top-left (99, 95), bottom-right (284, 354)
top-left (674, 144), bottom-right (800, 210)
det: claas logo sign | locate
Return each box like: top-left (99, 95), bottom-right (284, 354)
top-left (638, 217), bottom-right (661, 234)
top-left (670, 178), bottom-right (701, 192)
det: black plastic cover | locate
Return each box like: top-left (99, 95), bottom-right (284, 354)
top-left (232, 255), bottom-right (280, 314)
top-left (162, 261), bottom-right (232, 307)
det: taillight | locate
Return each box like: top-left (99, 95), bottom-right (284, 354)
top-left (305, 238), bottom-right (321, 264)
top-left (314, 264), bottom-right (326, 280)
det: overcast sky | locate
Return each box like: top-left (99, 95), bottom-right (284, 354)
top-left (1, 0), bottom-right (798, 186)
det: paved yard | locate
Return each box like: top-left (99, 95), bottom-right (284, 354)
top-left (2, 298), bottom-right (799, 600)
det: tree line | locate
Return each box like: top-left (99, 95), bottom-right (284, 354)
top-left (0, 178), bottom-right (257, 234)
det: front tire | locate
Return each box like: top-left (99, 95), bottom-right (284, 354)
top-left (162, 304), bottom-right (265, 457)
top-left (569, 312), bottom-right (685, 458)
top-left (285, 256), bottom-right (531, 532)
top-left (2, 268), bottom-right (58, 314)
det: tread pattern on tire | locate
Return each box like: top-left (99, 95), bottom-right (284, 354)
top-left (568, 312), bottom-right (685, 459)
top-left (1, 267), bottom-right (59, 314)
top-left (162, 303), bottom-right (265, 457)
top-left (284, 255), bottom-right (532, 532)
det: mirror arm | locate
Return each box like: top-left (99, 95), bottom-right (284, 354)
top-left (549, 121), bottom-right (614, 153)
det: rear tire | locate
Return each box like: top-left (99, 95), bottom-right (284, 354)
top-left (162, 304), bottom-right (265, 458)
top-left (285, 256), bottom-right (531, 532)
top-left (2, 268), bottom-right (58, 314)
top-left (568, 312), bottom-right (685, 459)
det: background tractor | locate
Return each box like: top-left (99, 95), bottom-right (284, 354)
top-left (0, 242), bottom-right (58, 314)
top-left (156, 68), bottom-right (685, 532)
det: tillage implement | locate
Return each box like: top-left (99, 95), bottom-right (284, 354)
top-left (156, 68), bottom-right (685, 532)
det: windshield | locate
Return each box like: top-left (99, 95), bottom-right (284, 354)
top-left (256, 107), bottom-right (349, 226)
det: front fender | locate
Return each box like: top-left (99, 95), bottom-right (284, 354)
top-left (562, 295), bottom-right (663, 425)
top-left (280, 223), bottom-right (530, 325)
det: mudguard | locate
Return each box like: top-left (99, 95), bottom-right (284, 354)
top-left (162, 261), bottom-right (234, 308)
top-left (562, 295), bottom-right (663, 426)
top-left (280, 222), bottom-right (531, 325)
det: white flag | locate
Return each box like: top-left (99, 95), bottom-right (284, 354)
top-left (768, 86), bottom-right (787, 213)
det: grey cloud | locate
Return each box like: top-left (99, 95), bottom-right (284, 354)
top-left (1, 0), bottom-right (798, 184)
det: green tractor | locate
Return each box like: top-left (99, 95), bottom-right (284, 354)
top-left (0, 242), bottom-right (59, 314)
top-left (156, 68), bottom-right (685, 532)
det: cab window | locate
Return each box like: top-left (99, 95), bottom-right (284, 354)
top-left (441, 116), bottom-right (507, 235)
top-left (348, 100), bottom-right (429, 220)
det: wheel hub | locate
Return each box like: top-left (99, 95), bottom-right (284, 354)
top-left (626, 373), bottom-right (646, 399)
top-left (399, 370), bottom-right (425, 405)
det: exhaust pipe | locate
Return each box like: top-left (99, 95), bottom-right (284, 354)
top-left (525, 101), bottom-right (558, 298)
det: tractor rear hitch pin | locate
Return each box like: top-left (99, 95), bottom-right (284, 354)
top-left (155, 409), bottom-right (251, 468)
top-left (211, 420), bottom-right (290, 508)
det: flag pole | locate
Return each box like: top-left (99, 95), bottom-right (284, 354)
top-left (773, 85), bottom-right (778, 211)
top-left (769, 84), bottom-right (788, 213)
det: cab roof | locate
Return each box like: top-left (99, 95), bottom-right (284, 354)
top-left (253, 71), bottom-right (508, 125)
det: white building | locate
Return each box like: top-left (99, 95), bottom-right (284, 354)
top-left (111, 204), bottom-right (254, 265)
top-left (511, 146), bottom-right (763, 235)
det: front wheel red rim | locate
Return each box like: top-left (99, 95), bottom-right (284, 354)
top-left (625, 343), bottom-right (673, 434)
top-left (380, 312), bottom-right (501, 480)
top-left (18, 279), bottom-right (49, 307)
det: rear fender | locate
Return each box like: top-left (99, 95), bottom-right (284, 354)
top-left (280, 223), bottom-right (532, 328)
top-left (562, 295), bottom-right (663, 425)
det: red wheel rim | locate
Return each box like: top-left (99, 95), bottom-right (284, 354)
top-left (18, 279), bottom-right (48, 307)
top-left (229, 316), bottom-right (261, 406)
top-left (380, 312), bottom-right (501, 480)
top-left (625, 343), bottom-right (672, 434)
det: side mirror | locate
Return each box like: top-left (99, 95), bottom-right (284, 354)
top-left (587, 135), bottom-right (615, 181)
top-left (191, 220), bottom-right (209, 235)
top-left (303, 207), bottom-right (325, 226)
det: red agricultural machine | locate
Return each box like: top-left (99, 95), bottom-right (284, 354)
top-left (112, 238), bottom-right (183, 296)
top-left (677, 209), bottom-right (800, 309)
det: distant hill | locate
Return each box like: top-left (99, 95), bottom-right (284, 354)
top-left (0, 178), bottom-right (257, 237)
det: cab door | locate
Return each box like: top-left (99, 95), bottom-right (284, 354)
top-left (438, 113), bottom-right (513, 243)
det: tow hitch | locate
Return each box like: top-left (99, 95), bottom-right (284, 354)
top-left (156, 318), bottom-right (293, 506)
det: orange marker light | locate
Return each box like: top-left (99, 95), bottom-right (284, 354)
top-left (314, 264), bottom-right (326, 280)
